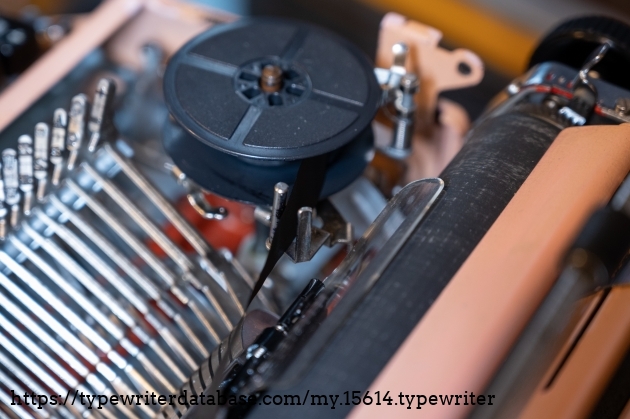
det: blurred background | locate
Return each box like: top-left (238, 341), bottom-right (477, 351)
top-left (1, 0), bottom-right (629, 117)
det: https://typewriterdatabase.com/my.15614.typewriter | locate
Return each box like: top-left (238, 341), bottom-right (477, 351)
top-left (2, 1), bottom-right (630, 419)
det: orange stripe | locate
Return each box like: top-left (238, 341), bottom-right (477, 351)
top-left (361, 0), bottom-right (538, 76)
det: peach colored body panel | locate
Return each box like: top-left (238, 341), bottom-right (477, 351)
top-left (0, 0), bottom-right (231, 132)
top-left (620, 398), bottom-right (630, 419)
top-left (105, 0), bottom-right (235, 72)
top-left (376, 12), bottom-right (483, 128)
top-left (519, 285), bottom-right (630, 419)
top-left (0, 0), bottom-right (142, 130)
top-left (351, 124), bottom-right (630, 419)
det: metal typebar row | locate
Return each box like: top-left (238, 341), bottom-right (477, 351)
top-left (0, 80), bottom-right (267, 419)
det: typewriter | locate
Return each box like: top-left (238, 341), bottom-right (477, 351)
top-left (1, 1), bottom-right (630, 419)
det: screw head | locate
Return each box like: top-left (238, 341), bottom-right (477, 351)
top-left (400, 73), bottom-right (419, 93)
top-left (615, 97), bottom-right (630, 115)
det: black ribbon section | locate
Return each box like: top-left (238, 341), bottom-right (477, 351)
top-left (247, 153), bottom-right (329, 306)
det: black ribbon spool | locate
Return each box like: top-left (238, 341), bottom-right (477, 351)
top-left (162, 17), bottom-right (381, 206)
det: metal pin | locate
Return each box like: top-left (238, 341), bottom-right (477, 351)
top-left (267, 182), bottom-right (289, 249)
top-left (34, 122), bottom-right (49, 200)
top-left (578, 42), bottom-right (611, 86)
top-left (2, 149), bottom-right (20, 227)
top-left (387, 42), bottom-right (409, 89)
top-left (389, 73), bottom-right (419, 158)
top-left (18, 135), bottom-right (34, 215)
top-left (67, 93), bottom-right (87, 170)
top-left (260, 65), bottom-right (283, 93)
top-left (392, 42), bottom-right (409, 68)
top-left (88, 78), bottom-right (116, 152)
top-left (295, 206), bottom-right (313, 261)
top-left (51, 108), bottom-right (67, 185)
top-left (254, 206), bottom-right (272, 226)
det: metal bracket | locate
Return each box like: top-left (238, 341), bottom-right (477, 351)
top-left (376, 12), bottom-right (483, 130)
top-left (171, 165), bottom-right (228, 220)
top-left (285, 201), bottom-right (353, 263)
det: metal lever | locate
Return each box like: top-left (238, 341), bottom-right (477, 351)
top-left (88, 78), bottom-right (117, 152)
top-left (17, 134), bottom-right (34, 215)
top-left (266, 181), bottom-right (289, 249)
top-left (578, 42), bottom-right (611, 86)
top-left (388, 73), bottom-right (419, 158)
top-left (187, 191), bottom-right (228, 220)
top-left (172, 165), bottom-right (228, 220)
top-left (33, 123), bottom-right (49, 200)
top-left (374, 42), bottom-right (410, 103)
top-left (50, 108), bottom-right (67, 185)
top-left (558, 45), bottom-right (607, 127)
top-left (66, 93), bottom-right (87, 170)
top-left (2, 149), bottom-right (19, 227)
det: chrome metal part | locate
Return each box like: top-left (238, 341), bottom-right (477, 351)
top-left (254, 206), bottom-right (272, 226)
top-left (558, 106), bottom-right (586, 126)
top-left (88, 78), bottom-right (116, 152)
top-left (484, 61), bottom-right (630, 125)
top-left (285, 201), bottom-right (351, 263)
top-left (0, 82), bottom-right (272, 419)
top-left (266, 181), bottom-right (288, 249)
top-left (577, 42), bottom-right (611, 88)
top-left (50, 108), bottom-right (67, 185)
top-left (374, 42), bottom-right (410, 104)
top-left (157, 310), bottom-right (278, 419)
top-left (34, 122), bottom-right (49, 200)
top-left (244, 178), bottom-right (445, 391)
top-left (387, 72), bottom-right (419, 158)
top-left (262, 172), bottom-right (355, 263)
top-left (295, 206), bottom-right (314, 261)
top-left (392, 42), bottom-right (408, 69)
top-left (615, 97), bottom-right (630, 115)
top-left (2, 149), bottom-right (19, 227)
top-left (17, 134), bottom-right (34, 215)
top-left (171, 165), bottom-right (228, 221)
top-left (66, 94), bottom-right (87, 170)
